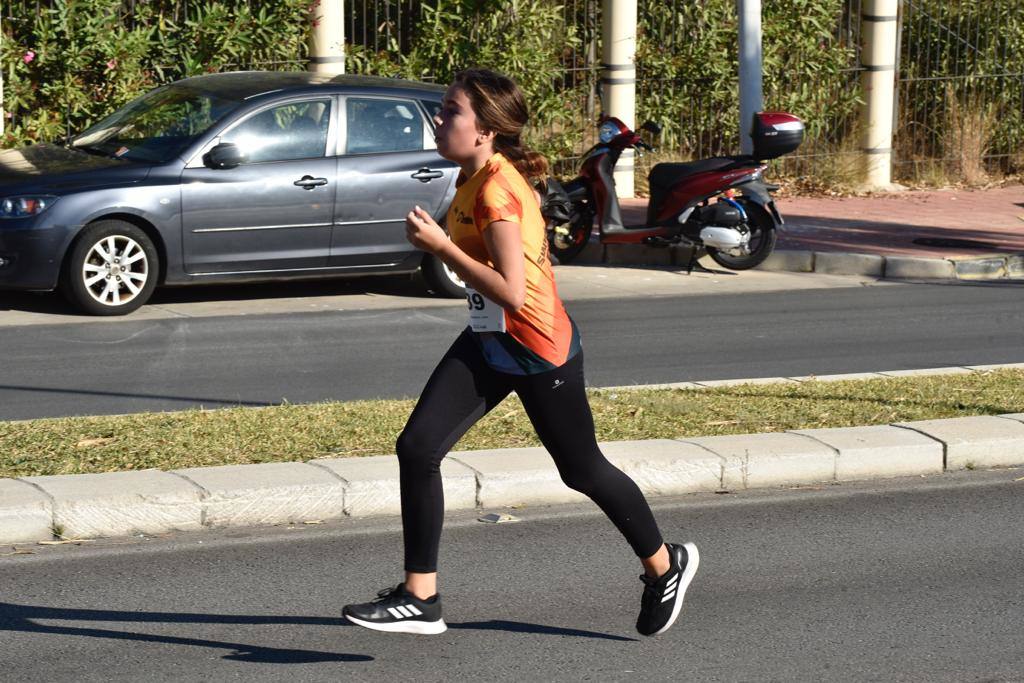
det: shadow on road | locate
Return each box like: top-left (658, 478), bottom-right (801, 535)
top-left (0, 603), bottom-right (635, 663)
top-left (447, 619), bottom-right (637, 642)
top-left (0, 602), bottom-right (370, 664)
top-left (0, 274), bottom-right (442, 316)
top-left (0, 383), bottom-right (275, 410)
top-left (148, 275), bottom-right (438, 305)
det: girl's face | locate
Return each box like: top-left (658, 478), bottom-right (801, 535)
top-left (433, 85), bottom-right (489, 163)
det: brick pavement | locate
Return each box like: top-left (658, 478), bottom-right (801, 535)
top-left (620, 183), bottom-right (1024, 260)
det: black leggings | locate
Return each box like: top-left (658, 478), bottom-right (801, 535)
top-left (396, 329), bottom-right (665, 573)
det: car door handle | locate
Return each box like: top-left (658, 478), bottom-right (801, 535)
top-left (411, 167), bottom-right (444, 182)
top-left (294, 175), bottom-right (328, 190)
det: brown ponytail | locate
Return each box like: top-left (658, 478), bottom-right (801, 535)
top-left (453, 68), bottom-right (549, 182)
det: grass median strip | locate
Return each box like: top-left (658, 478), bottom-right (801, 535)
top-left (2, 370), bottom-right (1022, 479)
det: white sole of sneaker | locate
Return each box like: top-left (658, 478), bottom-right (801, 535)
top-left (344, 613), bottom-right (448, 635)
top-left (651, 541), bottom-right (700, 636)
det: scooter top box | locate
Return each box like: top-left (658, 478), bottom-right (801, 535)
top-left (751, 112), bottom-right (804, 160)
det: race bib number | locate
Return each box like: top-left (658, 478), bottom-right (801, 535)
top-left (465, 287), bottom-right (507, 333)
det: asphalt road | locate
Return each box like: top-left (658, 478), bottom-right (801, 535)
top-left (1, 278), bottom-right (1022, 420)
top-left (1, 470), bottom-right (1021, 681)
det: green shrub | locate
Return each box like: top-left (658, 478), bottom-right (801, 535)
top-left (1, 0), bottom-right (310, 146)
top-left (2, 0), bottom-right (1020, 183)
top-left (345, 0), bottom-right (583, 161)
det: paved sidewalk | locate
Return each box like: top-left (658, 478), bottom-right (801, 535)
top-left (3, 363), bottom-right (1022, 546)
top-left (609, 183), bottom-right (1024, 280)
top-left (777, 185), bottom-right (1024, 259)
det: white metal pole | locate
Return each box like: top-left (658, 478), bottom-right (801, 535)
top-left (308, 0), bottom-right (346, 76)
top-left (859, 0), bottom-right (899, 189)
top-left (737, 0), bottom-right (763, 155)
top-left (1, 14), bottom-right (5, 138)
top-left (601, 0), bottom-right (636, 198)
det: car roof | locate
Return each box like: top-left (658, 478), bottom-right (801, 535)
top-left (172, 71), bottom-right (446, 102)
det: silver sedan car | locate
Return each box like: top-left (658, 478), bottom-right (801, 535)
top-left (0, 71), bottom-right (464, 315)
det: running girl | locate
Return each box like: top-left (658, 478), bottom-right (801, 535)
top-left (342, 68), bottom-right (698, 637)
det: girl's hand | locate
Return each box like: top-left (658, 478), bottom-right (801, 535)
top-left (405, 206), bottom-right (450, 254)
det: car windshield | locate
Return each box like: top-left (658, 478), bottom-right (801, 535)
top-left (70, 85), bottom-right (239, 163)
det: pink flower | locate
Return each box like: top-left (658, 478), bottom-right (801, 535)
top-left (106, 59), bottom-right (117, 70)
top-left (22, 50), bottom-right (35, 64)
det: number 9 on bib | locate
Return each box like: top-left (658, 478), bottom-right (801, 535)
top-left (465, 287), bottom-right (507, 332)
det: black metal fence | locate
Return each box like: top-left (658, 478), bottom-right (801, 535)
top-left (5, 0), bottom-right (1021, 184)
top-left (896, 0), bottom-right (1024, 183)
top-left (338, 0), bottom-right (1023, 184)
top-left (628, 0), bottom-right (864, 186)
top-left (336, 0), bottom-right (874, 184)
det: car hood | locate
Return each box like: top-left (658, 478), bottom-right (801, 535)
top-left (0, 143), bottom-right (152, 194)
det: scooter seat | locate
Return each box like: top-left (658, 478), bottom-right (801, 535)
top-left (647, 156), bottom-right (756, 224)
top-left (649, 157), bottom-right (734, 185)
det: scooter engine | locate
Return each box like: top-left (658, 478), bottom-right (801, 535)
top-left (699, 226), bottom-right (750, 254)
top-left (695, 201), bottom-right (750, 255)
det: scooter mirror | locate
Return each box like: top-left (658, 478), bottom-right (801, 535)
top-left (641, 120), bottom-right (662, 136)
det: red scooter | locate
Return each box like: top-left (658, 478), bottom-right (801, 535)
top-left (541, 112), bottom-right (804, 270)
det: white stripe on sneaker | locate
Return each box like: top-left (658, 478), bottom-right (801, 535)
top-left (387, 607), bottom-right (405, 619)
top-left (407, 604), bottom-right (423, 616)
top-left (345, 612), bottom-right (448, 634)
top-left (652, 542), bottom-right (700, 636)
top-left (396, 605), bottom-right (414, 618)
top-left (665, 574), bottom-right (680, 588)
top-left (661, 590), bottom-right (676, 603)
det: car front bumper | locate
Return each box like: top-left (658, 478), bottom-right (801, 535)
top-left (0, 220), bottom-right (72, 291)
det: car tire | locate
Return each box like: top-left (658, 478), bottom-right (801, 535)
top-left (420, 253), bottom-right (465, 298)
top-left (61, 220), bottom-right (159, 316)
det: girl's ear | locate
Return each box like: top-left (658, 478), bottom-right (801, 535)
top-left (476, 127), bottom-right (496, 144)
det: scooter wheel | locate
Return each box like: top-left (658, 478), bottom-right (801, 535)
top-left (706, 201), bottom-right (777, 270)
top-left (548, 219), bottom-right (592, 264)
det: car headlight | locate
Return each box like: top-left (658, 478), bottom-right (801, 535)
top-left (0, 196), bottom-right (59, 219)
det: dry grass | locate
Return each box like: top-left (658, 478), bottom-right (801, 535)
top-left (946, 85), bottom-right (999, 187)
top-left (2, 370), bottom-right (1022, 478)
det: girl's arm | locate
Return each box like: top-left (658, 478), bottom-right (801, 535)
top-left (406, 205), bottom-right (526, 312)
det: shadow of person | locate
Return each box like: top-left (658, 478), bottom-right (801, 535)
top-left (0, 602), bottom-right (371, 665)
top-left (447, 619), bottom-right (637, 642)
top-left (300, 613), bottom-right (637, 642)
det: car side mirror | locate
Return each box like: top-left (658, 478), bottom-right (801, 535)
top-left (204, 142), bottom-right (247, 169)
top-left (641, 120), bottom-right (662, 136)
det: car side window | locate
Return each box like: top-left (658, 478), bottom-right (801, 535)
top-left (345, 97), bottom-right (425, 155)
top-left (419, 100), bottom-right (442, 126)
top-left (222, 99), bottom-right (331, 164)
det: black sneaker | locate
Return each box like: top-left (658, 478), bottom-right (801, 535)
top-left (636, 542), bottom-right (699, 636)
top-left (343, 584), bottom-right (447, 635)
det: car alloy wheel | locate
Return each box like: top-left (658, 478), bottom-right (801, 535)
top-left (441, 261), bottom-right (465, 289)
top-left (62, 220), bottom-right (160, 316)
top-left (420, 253), bottom-right (465, 298)
top-left (81, 234), bottom-right (149, 307)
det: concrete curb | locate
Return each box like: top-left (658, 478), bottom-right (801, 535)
top-left (3, 412), bottom-right (1022, 545)
top-left (575, 240), bottom-right (1024, 282)
top-left (596, 362), bottom-right (1024, 393)
top-left (2, 364), bottom-right (1022, 545)
top-left (19, 470), bottom-right (204, 539)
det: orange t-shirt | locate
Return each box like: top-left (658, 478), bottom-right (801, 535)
top-left (447, 153), bottom-right (579, 374)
